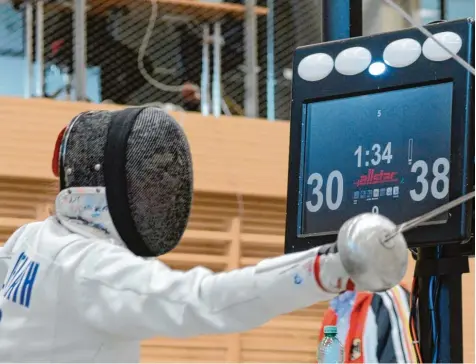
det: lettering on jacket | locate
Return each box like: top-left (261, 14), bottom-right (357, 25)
top-left (1, 252), bottom-right (40, 308)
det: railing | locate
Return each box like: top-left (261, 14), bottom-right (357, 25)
top-left (0, 0), bottom-right (427, 121)
top-left (4, 0), bottom-right (277, 119)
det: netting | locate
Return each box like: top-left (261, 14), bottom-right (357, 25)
top-left (2, 0), bottom-right (464, 120)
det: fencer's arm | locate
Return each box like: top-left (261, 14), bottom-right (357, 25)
top-left (70, 241), bottom-right (350, 340)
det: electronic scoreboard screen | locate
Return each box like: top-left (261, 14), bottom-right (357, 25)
top-left (299, 82), bottom-right (453, 236)
top-left (285, 19), bottom-right (474, 252)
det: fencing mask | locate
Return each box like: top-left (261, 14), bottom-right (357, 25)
top-left (52, 107), bottom-right (193, 257)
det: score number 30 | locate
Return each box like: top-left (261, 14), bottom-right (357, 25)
top-left (306, 171), bottom-right (344, 212)
top-left (305, 157), bottom-right (450, 213)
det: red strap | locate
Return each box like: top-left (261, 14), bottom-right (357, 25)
top-left (52, 126), bottom-right (67, 177)
top-left (346, 293), bottom-right (373, 363)
top-left (319, 308), bottom-right (338, 341)
top-left (313, 255), bottom-right (326, 291)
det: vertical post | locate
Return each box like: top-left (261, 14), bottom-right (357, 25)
top-left (64, 73), bottom-right (72, 101)
top-left (244, 0), bottom-right (258, 118)
top-left (24, 1), bottom-right (34, 98)
top-left (439, 0), bottom-right (446, 20)
top-left (416, 247), bottom-right (436, 363)
top-left (73, 0), bottom-right (87, 101)
top-left (350, 0), bottom-right (363, 38)
top-left (322, 0), bottom-right (362, 41)
top-left (212, 22), bottom-right (222, 118)
top-left (266, 0), bottom-right (275, 121)
top-left (201, 24), bottom-right (211, 116)
top-left (35, 0), bottom-right (45, 97)
top-left (439, 245), bottom-right (467, 363)
top-left (416, 245), bottom-right (469, 363)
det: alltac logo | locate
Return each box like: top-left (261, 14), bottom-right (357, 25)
top-left (354, 169), bottom-right (399, 187)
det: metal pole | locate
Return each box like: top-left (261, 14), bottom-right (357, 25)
top-left (73, 0), bottom-right (87, 101)
top-left (416, 245), bottom-right (469, 363)
top-left (350, 0), bottom-right (363, 38)
top-left (24, 1), bottom-right (34, 98)
top-left (322, 0), bottom-right (350, 41)
top-left (266, 0), bottom-right (275, 121)
top-left (201, 24), bottom-right (210, 116)
top-left (244, 0), bottom-right (258, 118)
top-left (439, 0), bottom-right (446, 20)
top-left (212, 22), bottom-right (222, 117)
top-left (35, 0), bottom-right (45, 97)
top-left (322, 0), bottom-right (362, 41)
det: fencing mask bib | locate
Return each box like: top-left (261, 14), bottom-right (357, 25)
top-left (52, 107), bottom-right (193, 257)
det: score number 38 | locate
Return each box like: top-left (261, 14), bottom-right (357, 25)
top-left (305, 157), bottom-right (450, 213)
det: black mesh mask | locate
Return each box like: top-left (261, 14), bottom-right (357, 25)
top-left (57, 107), bottom-right (193, 257)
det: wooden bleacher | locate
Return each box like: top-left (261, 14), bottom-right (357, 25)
top-left (0, 97), bottom-right (473, 362)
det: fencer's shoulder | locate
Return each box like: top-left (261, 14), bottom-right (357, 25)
top-left (29, 217), bottom-right (92, 257)
top-left (24, 218), bottom-right (134, 264)
top-left (3, 220), bottom-right (47, 254)
top-left (55, 235), bottom-right (169, 293)
top-left (16, 218), bottom-right (167, 288)
top-left (53, 228), bottom-right (159, 270)
top-left (56, 234), bottom-right (143, 263)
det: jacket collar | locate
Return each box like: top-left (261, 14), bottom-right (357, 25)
top-left (55, 187), bottom-right (127, 249)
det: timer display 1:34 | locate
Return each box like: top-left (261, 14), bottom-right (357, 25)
top-left (354, 142), bottom-right (393, 167)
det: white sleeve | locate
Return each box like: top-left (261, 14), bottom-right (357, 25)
top-left (69, 241), bottom-right (338, 340)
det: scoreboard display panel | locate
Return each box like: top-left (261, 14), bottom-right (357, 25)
top-left (285, 19), bottom-right (474, 252)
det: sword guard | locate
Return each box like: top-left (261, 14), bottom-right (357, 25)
top-left (337, 213), bottom-right (408, 292)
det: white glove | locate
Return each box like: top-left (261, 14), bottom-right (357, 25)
top-left (313, 243), bottom-right (355, 293)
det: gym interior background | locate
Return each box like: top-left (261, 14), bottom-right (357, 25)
top-left (0, 0), bottom-right (474, 362)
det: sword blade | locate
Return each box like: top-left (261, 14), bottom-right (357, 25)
top-left (383, 191), bottom-right (475, 242)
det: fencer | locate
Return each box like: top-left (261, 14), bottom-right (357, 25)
top-left (0, 108), bottom-right (408, 362)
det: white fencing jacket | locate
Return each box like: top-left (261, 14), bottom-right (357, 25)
top-left (0, 188), bottom-right (344, 362)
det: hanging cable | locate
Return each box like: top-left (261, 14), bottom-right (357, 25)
top-left (137, 0), bottom-right (235, 116)
top-left (432, 246), bottom-right (442, 363)
top-left (429, 276), bottom-right (438, 363)
top-left (382, 0), bottom-right (475, 76)
top-left (410, 277), bottom-right (423, 363)
top-left (137, 1), bottom-right (187, 92)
